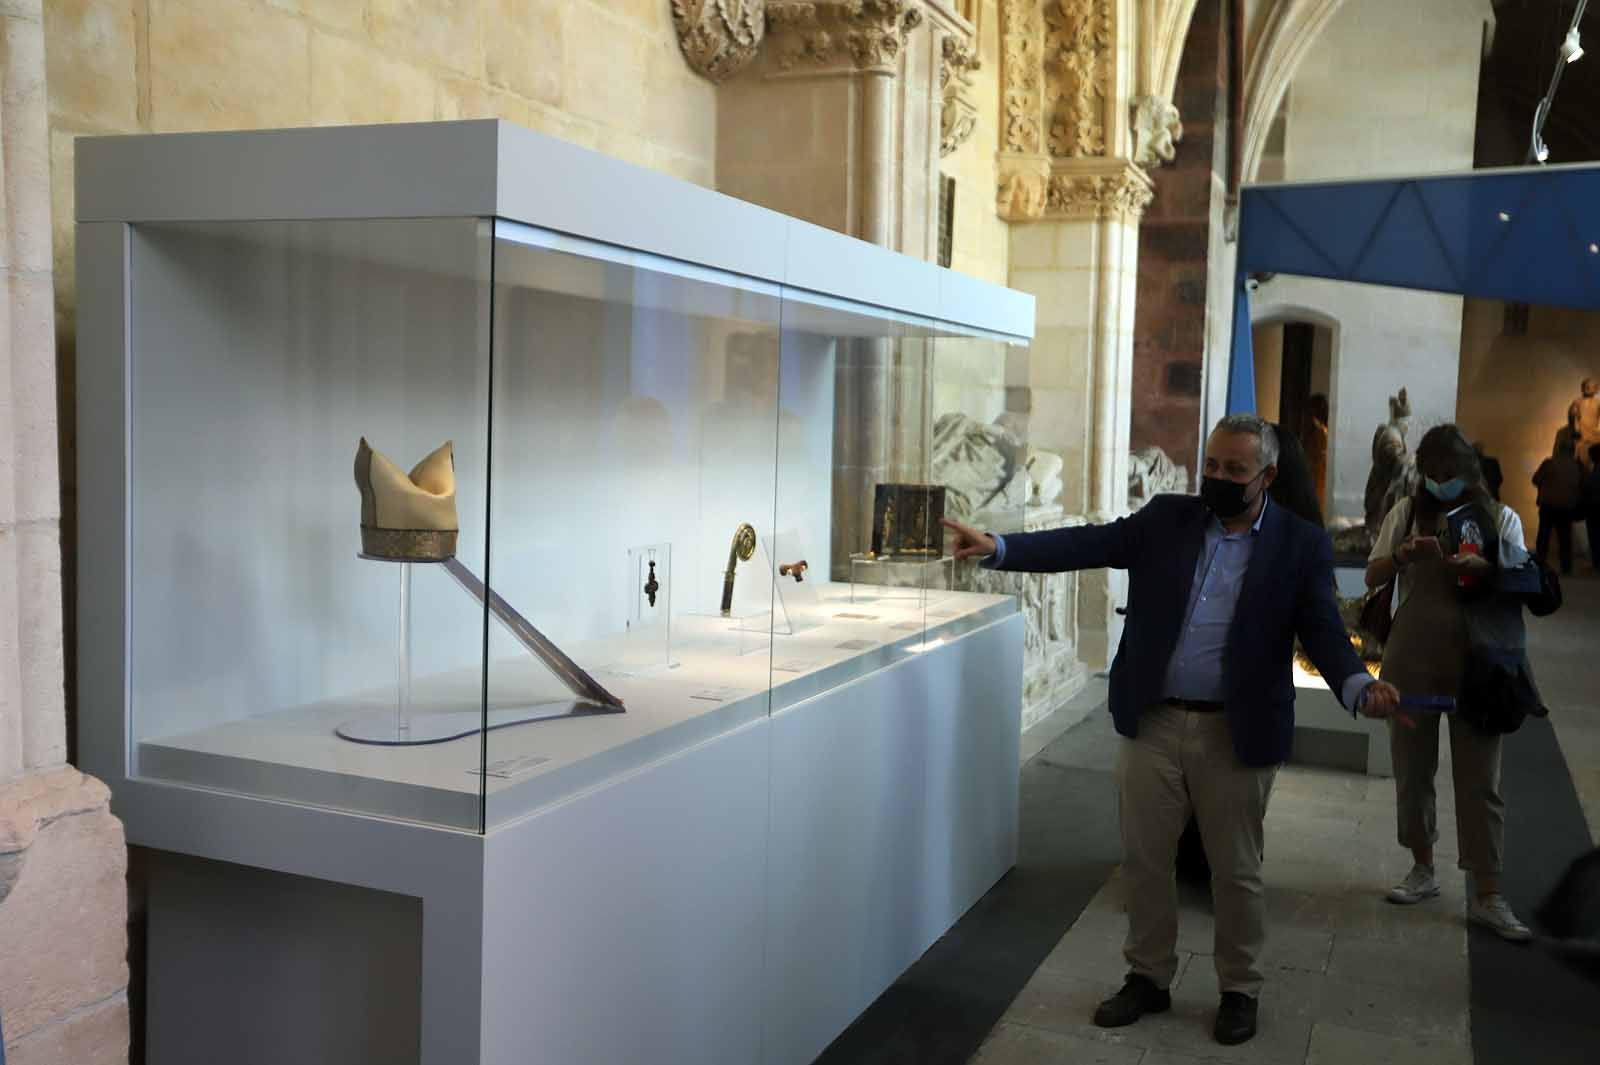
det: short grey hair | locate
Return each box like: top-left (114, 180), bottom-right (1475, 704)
top-left (1213, 414), bottom-right (1280, 469)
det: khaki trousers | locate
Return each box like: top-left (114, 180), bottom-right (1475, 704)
top-left (1389, 712), bottom-right (1505, 873)
top-left (1118, 706), bottom-right (1278, 996)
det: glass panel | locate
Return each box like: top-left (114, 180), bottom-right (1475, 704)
top-left (931, 332), bottom-right (1033, 645)
top-left (127, 218), bottom-right (493, 830)
top-left (482, 222), bottom-right (781, 827)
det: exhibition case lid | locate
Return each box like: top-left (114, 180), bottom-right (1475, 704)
top-left (75, 119), bottom-right (1034, 341)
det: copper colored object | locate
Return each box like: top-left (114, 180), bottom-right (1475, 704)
top-left (778, 560), bottom-right (808, 582)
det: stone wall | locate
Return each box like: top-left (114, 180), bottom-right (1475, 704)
top-left (3, 1), bottom-right (129, 1061)
top-left (944, 0), bottom-right (1008, 284)
top-left (1130, 0), bottom-right (1226, 483)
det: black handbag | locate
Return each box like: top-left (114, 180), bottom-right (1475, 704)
top-left (1527, 556), bottom-right (1564, 617)
top-left (1359, 579), bottom-right (1395, 645)
top-left (1456, 646), bottom-right (1545, 734)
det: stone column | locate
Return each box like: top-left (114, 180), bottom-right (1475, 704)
top-left (997, 0), bottom-right (1150, 669)
top-left (1, 2), bottom-right (130, 1062)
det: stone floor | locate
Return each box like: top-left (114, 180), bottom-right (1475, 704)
top-left (967, 573), bottom-right (1600, 1065)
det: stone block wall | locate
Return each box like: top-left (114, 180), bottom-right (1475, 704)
top-left (3, 2), bottom-right (130, 1061)
top-left (1130, 0), bottom-right (1226, 483)
top-left (943, 0), bottom-right (1008, 285)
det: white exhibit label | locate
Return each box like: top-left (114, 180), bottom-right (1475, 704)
top-left (691, 686), bottom-right (745, 702)
top-left (471, 755), bottom-right (552, 779)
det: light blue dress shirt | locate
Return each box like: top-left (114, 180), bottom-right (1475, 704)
top-left (988, 499), bottom-right (1373, 714)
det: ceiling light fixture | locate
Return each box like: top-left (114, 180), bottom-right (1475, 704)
top-left (1527, 0), bottom-right (1590, 163)
top-left (1562, 28), bottom-right (1584, 64)
top-left (1499, 211), bottom-right (1512, 222)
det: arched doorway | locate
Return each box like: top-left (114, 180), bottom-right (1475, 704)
top-left (1253, 309), bottom-right (1340, 513)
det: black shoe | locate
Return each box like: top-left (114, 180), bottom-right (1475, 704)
top-left (1092, 974), bottom-right (1171, 1028)
top-left (1214, 991), bottom-right (1258, 1045)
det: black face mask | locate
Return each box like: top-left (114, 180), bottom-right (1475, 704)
top-left (1200, 471), bottom-right (1264, 519)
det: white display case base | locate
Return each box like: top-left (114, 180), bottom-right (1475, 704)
top-left (139, 610), bottom-right (1023, 1065)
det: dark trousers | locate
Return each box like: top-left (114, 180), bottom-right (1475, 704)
top-left (1537, 506), bottom-right (1577, 574)
top-left (1589, 511), bottom-right (1600, 570)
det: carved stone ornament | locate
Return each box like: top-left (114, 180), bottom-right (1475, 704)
top-left (996, 152), bottom-right (1051, 221)
top-left (672, 0), bottom-right (766, 83)
top-left (1131, 94), bottom-right (1182, 167)
top-left (1000, 0), bottom-right (1044, 155)
top-left (940, 34), bottom-right (981, 156)
top-left (767, 0), bottom-right (925, 74)
top-left (1044, 0), bottom-right (1111, 158)
top-left (1045, 159), bottom-right (1153, 221)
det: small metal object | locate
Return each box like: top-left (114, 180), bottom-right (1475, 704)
top-left (721, 523), bottom-right (757, 615)
top-left (644, 559), bottom-right (660, 607)
top-left (778, 560), bottom-right (808, 583)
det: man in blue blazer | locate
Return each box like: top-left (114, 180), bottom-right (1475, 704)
top-left (943, 414), bottom-right (1401, 1046)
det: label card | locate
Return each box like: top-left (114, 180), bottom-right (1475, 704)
top-left (774, 660), bottom-right (820, 673)
top-left (835, 639), bottom-right (877, 651)
top-left (834, 612), bottom-right (880, 621)
top-left (691, 686), bottom-right (744, 702)
top-left (471, 754), bottom-right (551, 779)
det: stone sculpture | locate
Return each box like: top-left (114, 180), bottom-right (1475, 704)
top-left (932, 412), bottom-right (1029, 523)
top-left (1128, 445), bottom-right (1189, 509)
top-left (1571, 377), bottom-right (1600, 469)
top-left (1364, 387), bottom-right (1417, 532)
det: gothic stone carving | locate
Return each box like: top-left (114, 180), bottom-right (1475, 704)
top-left (1128, 445), bottom-right (1188, 509)
top-left (1132, 94), bottom-right (1182, 166)
top-left (931, 411), bottom-right (1084, 725)
top-left (672, 0), bottom-right (766, 82)
top-left (1045, 0), bottom-right (1112, 158)
top-left (767, 0), bottom-right (924, 74)
top-left (940, 34), bottom-right (981, 156)
top-left (1001, 0), bottom-right (1044, 155)
top-left (996, 153), bottom-right (1051, 221)
top-left (1046, 160), bottom-right (1153, 221)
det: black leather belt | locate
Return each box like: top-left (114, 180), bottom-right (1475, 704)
top-left (1164, 697), bottom-right (1224, 713)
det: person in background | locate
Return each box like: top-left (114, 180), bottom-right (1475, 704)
top-left (1533, 437), bottom-right (1584, 576)
top-left (1475, 442), bottom-right (1504, 502)
top-left (1301, 394), bottom-right (1331, 513)
top-left (1585, 444), bottom-right (1600, 572)
top-left (1273, 422), bottom-right (1327, 529)
top-left (1365, 425), bottom-right (1533, 940)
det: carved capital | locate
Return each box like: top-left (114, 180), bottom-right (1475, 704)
top-left (1044, 158), bottom-right (1153, 222)
top-left (767, 0), bottom-right (924, 74)
top-left (939, 33), bottom-right (981, 156)
top-left (672, 0), bottom-right (767, 83)
top-left (1131, 94), bottom-right (1182, 167)
top-left (996, 152), bottom-right (1052, 222)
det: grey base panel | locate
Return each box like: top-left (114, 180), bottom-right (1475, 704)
top-left (147, 851), bottom-right (424, 1065)
top-left (1292, 681), bottom-right (1394, 777)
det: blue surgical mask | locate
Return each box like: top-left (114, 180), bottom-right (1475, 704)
top-left (1425, 476), bottom-right (1467, 502)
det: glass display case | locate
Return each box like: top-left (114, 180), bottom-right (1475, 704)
top-left (111, 173), bottom-right (1030, 834)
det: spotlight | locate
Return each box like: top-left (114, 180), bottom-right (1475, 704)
top-left (1498, 211), bottom-right (1512, 222)
top-left (1562, 28), bottom-right (1584, 64)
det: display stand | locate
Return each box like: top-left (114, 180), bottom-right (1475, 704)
top-left (336, 555), bottom-right (625, 746)
top-left (847, 554), bottom-right (954, 603)
top-left (604, 543), bottom-right (675, 676)
top-left (739, 534), bottom-right (830, 637)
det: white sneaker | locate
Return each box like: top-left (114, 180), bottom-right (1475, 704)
top-left (1386, 863), bottom-right (1441, 905)
top-left (1469, 894), bottom-right (1532, 942)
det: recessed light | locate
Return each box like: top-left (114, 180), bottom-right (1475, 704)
top-left (1590, 243), bottom-right (1599, 254)
top-left (1498, 211), bottom-right (1512, 222)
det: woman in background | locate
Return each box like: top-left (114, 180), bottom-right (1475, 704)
top-left (1364, 425), bottom-right (1531, 941)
